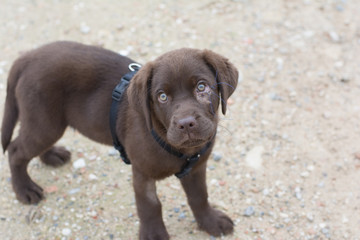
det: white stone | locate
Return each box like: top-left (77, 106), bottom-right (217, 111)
top-left (80, 23), bottom-right (90, 34)
top-left (88, 174), bottom-right (98, 180)
top-left (62, 228), bottom-right (71, 236)
top-left (300, 171), bottom-right (309, 178)
top-left (245, 146), bottom-right (264, 169)
top-left (73, 158), bottom-right (86, 169)
top-left (328, 31), bottom-right (340, 42)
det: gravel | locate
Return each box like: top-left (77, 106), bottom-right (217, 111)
top-left (1, 0), bottom-right (360, 239)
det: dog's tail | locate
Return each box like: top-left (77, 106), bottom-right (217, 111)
top-left (1, 57), bottom-right (25, 153)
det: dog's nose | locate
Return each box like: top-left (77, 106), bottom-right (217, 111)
top-left (177, 116), bottom-right (196, 131)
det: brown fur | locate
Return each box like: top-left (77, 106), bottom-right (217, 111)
top-left (1, 41), bottom-right (238, 239)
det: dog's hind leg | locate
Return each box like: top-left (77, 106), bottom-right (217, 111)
top-left (7, 101), bottom-right (67, 204)
top-left (8, 131), bottom-right (65, 204)
top-left (7, 137), bottom-right (44, 204)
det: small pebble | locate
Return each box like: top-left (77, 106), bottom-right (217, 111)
top-left (300, 171), bottom-right (309, 178)
top-left (306, 213), bottom-right (314, 222)
top-left (212, 152), bottom-right (222, 161)
top-left (269, 93), bottom-right (282, 101)
top-left (45, 185), bottom-right (58, 193)
top-left (68, 188), bottom-right (80, 195)
top-left (88, 174), bottom-right (98, 180)
top-left (243, 206), bottom-right (255, 217)
top-left (335, 3), bottom-right (344, 11)
top-left (257, 74), bottom-right (265, 82)
top-left (321, 227), bottom-right (330, 238)
top-left (328, 31), bottom-right (340, 42)
top-left (73, 158), bottom-right (86, 169)
top-left (108, 149), bottom-right (118, 156)
top-left (276, 57), bottom-right (284, 71)
top-left (263, 188), bottom-right (270, 196)
top-left (354, 152), bottom-right (360, 160)
top-left (307, 165), bottom-right (315, 171)
top-left (289, 91), bottom-right (297, 101)
top-left (295, 189), bottom-right (302, 200)
top-left (178, 212), bottom-right (186, 220)
top-left (62, 228), bottom-right (71, 236)
top-left (116, 24), bottom-right (124, 31)
top-left (322, 112), bottom-right (331, 119)
top-left (334, 61), bottom-right (344, 68)
top-left (208, 165), bottom-right (215, 170)
top-left (340, 77), bottom-right (350, 83)
top-left (317, 181), bottom-right (325, 188)
top-left (245, 146), bottom-right (264, 169)
top-left (80, 23), bottom-right (91, 34)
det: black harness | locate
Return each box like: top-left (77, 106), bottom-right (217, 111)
top-left (109, 63), bottom-right (214, 178)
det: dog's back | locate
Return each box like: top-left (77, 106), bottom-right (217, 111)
top-left (1, 41), bottom-right (134, 151)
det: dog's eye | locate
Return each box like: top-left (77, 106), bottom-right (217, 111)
top-left (197, 82), bottom-right (206, 92)
top-left (158, 92), bottom-right (168, 102)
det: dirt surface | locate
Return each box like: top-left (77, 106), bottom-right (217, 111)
top-left (1, 0), bottom-right (360, 239)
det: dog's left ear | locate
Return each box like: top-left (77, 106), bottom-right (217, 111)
top-left (202, 50), bottom-right (238, 115)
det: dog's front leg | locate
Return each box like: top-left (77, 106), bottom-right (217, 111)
top-left (180, 162), bottom-right (234, 237)
top-left (132, 167), bottom-right (169, 240)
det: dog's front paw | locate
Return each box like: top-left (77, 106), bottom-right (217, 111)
top-left (197, 208), bottom-right (234, 237)
top-left (139, 225), bottom-right (169, 240)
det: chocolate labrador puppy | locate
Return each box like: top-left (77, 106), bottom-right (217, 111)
top-left (1, 41), bottom-right (238, 239)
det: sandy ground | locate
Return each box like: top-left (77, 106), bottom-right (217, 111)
top-left (1, 0), bottom-right (360, 239)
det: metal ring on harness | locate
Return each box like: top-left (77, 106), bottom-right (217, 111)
top-left (129, 63), bottom-right (142, 72)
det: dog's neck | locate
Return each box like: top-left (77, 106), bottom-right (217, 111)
top-left (150, 128), bottom-right (214, 178)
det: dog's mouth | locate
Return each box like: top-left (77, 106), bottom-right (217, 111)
top-left (180, 138), bottom-right (207, 148)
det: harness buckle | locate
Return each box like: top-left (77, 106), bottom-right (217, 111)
top-left (187, 154), bottom-right (201, 162)
top-left (129, 63), bottom-right (142, 72)
top-left (112, 79), bottom-right (129, 101)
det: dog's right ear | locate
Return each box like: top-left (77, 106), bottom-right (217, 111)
top-left (127, 62), bottom-right (153, 130)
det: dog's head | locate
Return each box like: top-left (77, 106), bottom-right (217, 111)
top-left (128, 49), bottom-right (238, 150)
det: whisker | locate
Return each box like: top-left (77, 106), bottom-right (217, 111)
top-left (217, 124), bottom-right (232, 135)
top-left (210, 82), bottom-right (236, 91)
top-left (210, 90), bottom-right (227, 108)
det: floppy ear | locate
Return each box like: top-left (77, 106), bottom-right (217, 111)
top-left (127, 62), bottom-right (153, 130)
top-left (202, 50), bottom-right (238, 115)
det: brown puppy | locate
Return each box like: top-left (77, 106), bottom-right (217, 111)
top-left (1, 41), bottom-right (238, 239)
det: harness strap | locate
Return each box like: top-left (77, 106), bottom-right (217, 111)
top-left (110, 66), bottom-right (140, 164)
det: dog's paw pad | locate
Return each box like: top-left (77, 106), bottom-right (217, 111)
top-left (40, 146), bottom-right (71, 167)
